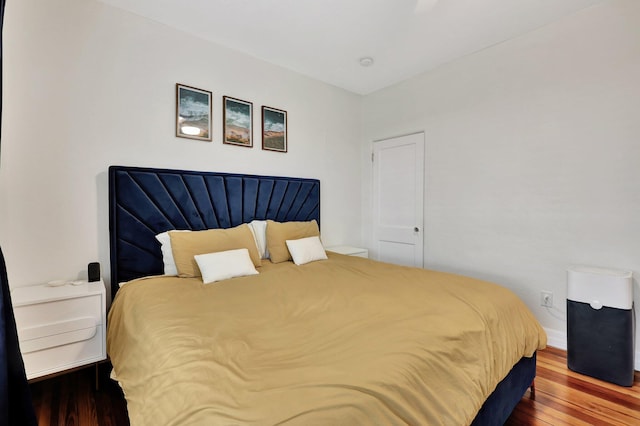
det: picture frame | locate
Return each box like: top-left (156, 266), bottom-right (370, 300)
top-left (261, 106), bottom-right (287, 153)
top-left (176, 84), bottom-right (212, 141)
top-left (223, 96), bottom-right (253, 147)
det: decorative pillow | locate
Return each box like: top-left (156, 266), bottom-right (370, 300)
top-left (194, 249), bottom-right (259, 284)
top-left (155, 230), bottom-right (189, 275)
top-left (248, 220), bottom-right (269, 259)
top-left (266, 220), bottom-right (320, 263)
top-left (169, 224), bottom-right (261, 277)
top-left (286, 236), bottom-right (328, 265)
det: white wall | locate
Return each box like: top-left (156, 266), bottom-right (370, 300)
top-left (4, 0), bottom-right (639, 364)
top-left (362, 0), bottom-right (640, 355)
top-left (0, 0), bottom-right (362, 292)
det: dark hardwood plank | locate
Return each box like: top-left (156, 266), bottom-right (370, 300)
top-left (29, 348), bottom-right (638, 425)
top-left (29, 363), bottom-right (129, 426)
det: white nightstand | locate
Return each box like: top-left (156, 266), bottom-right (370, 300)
top-left (326, 245), bottom-right (369, 259)
top-left (11, 280), bottom-right (107, 380)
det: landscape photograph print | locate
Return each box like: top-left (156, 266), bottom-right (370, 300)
top-left (262, 106), bottom-right (287, 152)
top-left (176, 83), bottom-right (212, 141)
top-left (223, 96), bottom-right (253, 147)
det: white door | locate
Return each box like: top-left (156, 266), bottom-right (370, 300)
top-left (372, 132), bottom-right (424, 267)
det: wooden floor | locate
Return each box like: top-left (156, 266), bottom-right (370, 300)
top-left (505, 347), bottom-right (640, 426)
top-left (30, 363), bottom-right (128, 426)
top-left (29, 347), bottom-right (639, 426)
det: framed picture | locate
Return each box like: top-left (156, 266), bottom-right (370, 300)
top-left (176, 84), bottom-right (212, 141)
top-left (261, 106), bottom-right (287, 153)
top-left (223, 96), bottom-right (253, 147)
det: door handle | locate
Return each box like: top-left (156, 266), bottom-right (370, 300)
top-left (414, 227), bottom-right (420, 232)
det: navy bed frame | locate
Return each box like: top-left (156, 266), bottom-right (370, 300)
top-left (108, 165), bottom-right (534, 425)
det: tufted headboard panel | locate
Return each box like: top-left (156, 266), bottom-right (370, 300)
top-left (108, 166), bottom-right (320, 298)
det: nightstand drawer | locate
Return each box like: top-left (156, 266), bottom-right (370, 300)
top-left (19, 316), bottom-right (98, 353)
top-left (11, 280), bottom-right (106, 380)
top-left (14, 294), bottom-right (102, 328)
top-left (21, 326), bottom-right (104, 379)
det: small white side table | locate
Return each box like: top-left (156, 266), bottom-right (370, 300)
top-left (326, 245), bottom-right (369, 259)
top-left (11, 279), bottom-right (107, 380)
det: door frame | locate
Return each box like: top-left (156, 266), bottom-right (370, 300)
top-left (371, 131), bottom-right (425, 267)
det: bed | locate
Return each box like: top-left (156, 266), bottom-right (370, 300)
top-left (107, 165), bottom-right (546, 425)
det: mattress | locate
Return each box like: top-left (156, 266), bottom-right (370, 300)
top-left (107, 253), bottom-right (546, 425)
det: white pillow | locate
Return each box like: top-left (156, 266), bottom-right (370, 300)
top-left (285, 236), bottom-right (328, 265)
top-left (194, 248), bottom-right (259, 284)
top-left (155, 230), bottom-right (189, 275)
top-left (248, 220), bottom-right (270, 259)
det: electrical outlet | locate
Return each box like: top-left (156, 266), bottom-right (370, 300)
top-left (541, 291), bottom-right (553, 308)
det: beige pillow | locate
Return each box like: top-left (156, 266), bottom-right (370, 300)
top-left (266, 220), bottom-right (320, 263)
top-left (169, 224), bottom-right (261, 277)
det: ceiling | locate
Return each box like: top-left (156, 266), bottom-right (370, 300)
top-left (98, 0), bottom-right (605, 95)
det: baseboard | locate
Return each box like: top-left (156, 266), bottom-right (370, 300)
top-left (543, 327), bottom-right (567, 350)
top-left (543, 327), bottom-right (640, 371)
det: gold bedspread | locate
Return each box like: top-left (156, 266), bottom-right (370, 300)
top-left (107, 253), bottom-right (546, 425)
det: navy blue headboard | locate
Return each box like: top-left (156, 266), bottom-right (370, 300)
top-left (109, 166), bottom-right (320, 298)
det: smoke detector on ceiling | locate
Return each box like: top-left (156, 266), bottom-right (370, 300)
top-left (359, 57), bottom-right (374, 67)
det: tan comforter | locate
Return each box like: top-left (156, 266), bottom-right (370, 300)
top-left (107, 253), bottom-right (546, 425)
